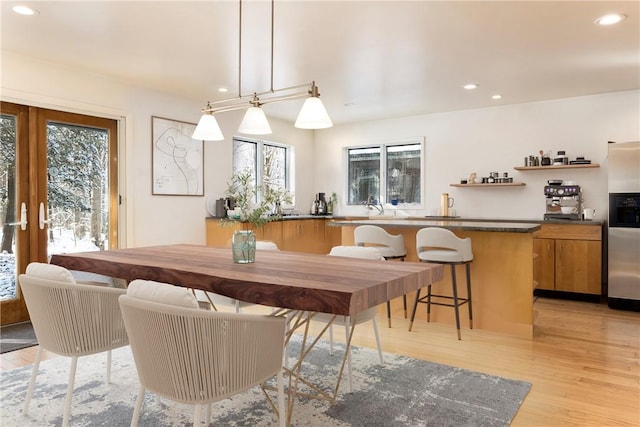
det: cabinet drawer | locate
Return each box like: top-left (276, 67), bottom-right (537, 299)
top-left (533, 224), bottom-right (601, 241)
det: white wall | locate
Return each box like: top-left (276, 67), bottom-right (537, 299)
top-left (1, 51), bottom-right (315, 247)
top-left (314, 90), bottom-right (640, 221)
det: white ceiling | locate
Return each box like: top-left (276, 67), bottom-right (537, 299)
top-left (2, 1), bottom-right (639, 125)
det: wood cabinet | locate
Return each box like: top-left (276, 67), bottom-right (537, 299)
top-left (533, 223), bottom-right (602, 296)
top-left (206, 218), bottom-right (334, 255)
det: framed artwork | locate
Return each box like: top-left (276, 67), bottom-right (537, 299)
top-left (152, 116), bottom-right (204, 196)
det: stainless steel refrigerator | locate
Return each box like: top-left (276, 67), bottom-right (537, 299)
top-left (607, 141), bottom-right (640, 311)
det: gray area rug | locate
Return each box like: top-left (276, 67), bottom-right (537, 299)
top-left (0, 337), bottom-right (530, 426)
top-left (0, 321), bottom-right (37, 354)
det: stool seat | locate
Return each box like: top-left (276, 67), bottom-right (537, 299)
top-left (418, 249), bottom-right (465, 263)
top-left (409, 227), bottom-right (474, 340)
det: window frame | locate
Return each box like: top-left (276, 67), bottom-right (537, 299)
top-left (232, 136), bottom-right (294, 203)
top-left (345, 137), bottom-right (424, 207)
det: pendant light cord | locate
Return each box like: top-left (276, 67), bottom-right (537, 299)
top-left (238, 0), bottom-right (242, 99)
top-left (238, 0), bottom-right (274, 100)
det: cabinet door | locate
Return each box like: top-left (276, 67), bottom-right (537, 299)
top-left (555, 240), bottom-right (602, 295)
top-left (206, 221), bottom-right (240, 247)
top-left (533, 238), bottom-right (555, 290)
top-left (254, 221), bottom-right (282, 248)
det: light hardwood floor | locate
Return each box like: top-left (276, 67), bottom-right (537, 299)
top-left (1, 297), bottom-right (638, 426)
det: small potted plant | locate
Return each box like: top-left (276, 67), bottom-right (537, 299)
top-left (224, 169), bottom-right (291, 262)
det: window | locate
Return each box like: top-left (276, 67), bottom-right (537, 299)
top-left (232, 137), bottom-right (293, 202)
top-left (347, 138), bottom-right (423, 206)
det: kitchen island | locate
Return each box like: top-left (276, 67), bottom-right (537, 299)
top-left (329, 218), bottom-right (541, 338)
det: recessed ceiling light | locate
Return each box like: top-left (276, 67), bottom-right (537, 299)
top-left (492, 94), bottom-right (502, 100)
top-left (594, 14), bottom-right (626, 26)
top-left (218, 87), bottom-right (228, 93)
top-left (463, 83), bottom-right (478, 90)
top-left (12, 5), bottom-right (38, 16)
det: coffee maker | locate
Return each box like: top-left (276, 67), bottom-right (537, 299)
top-left (543, 181), bottom-right (583, 220)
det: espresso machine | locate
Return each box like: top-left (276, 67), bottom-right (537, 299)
top-left (544, 181), bottom-right (583, 220)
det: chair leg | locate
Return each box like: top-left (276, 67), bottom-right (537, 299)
top-left (371, 318), bottom-right (384, 365)
top-left (193, 404), bottom-right (202, 426)
top-left (450, 265), bottom-right (462, 340)
top-left (106, 349), bottom-right (112, 384)
top-left (329, 324), bottom-right (334, 355)
top-left (466, 263), bottom-right (473, 329)
top-left (23, 346), bottom-right (43, 415)
top-left (402, 294), bottom-right (408, 318)
top-left (62, 356), bottom-right (78, 427)
top-left (130, 384), bottom-right (145, 427)
top-left (344, 319), bottom-right (353, 392)
top-left (426, 284), bottom-right (432, 322)
top-left (277, 369), bottom-right (286, 427)
top-left (205, 404), bottom-right (211, 425)
top-left (408, 288), bottom-right (421, 331)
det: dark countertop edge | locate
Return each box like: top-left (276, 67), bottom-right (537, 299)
top-left (327, 219), bottom-right (541, 233)
top-left (206, 214), bottom-right (334, 221)
top-left (206, 216), bottom-right (603, 227)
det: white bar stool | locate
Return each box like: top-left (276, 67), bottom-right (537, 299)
top-left (409, 227), bottom-right (474, 340)
top-left (354, 225), bottom-right (408, 327)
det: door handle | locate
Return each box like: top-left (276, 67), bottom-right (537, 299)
top-left (6, 202), bottom-right (27, 230)
top-left (39, 202), bottom-right (51, 230)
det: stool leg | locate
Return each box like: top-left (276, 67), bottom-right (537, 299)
top-left (403, 295), bottom-right (408, 318)
top-left (401, 258), bottom-right (407, 318)
top-left (451, 264), bottom-right (462, 340)
top-left (466, 263), bottom-right (473, 329)
top-left (386, 301), bottom-right (392, 328)
top-left (408, 288), bottom-right (421, 331)
top-left (426, 284), bottom-right (432, 322)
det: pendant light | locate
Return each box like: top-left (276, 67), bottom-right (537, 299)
top-left (238, 94), bottom-right (272, 135)
top-left (192, 103), bottom-right (224, 141)
top-left (192, 0), bottom-right (332, 141)
top-left (295, 82), bottom-right (332, 129)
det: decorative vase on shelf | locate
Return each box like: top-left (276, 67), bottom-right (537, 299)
top-left (232, 230), bottom-right (256, 264)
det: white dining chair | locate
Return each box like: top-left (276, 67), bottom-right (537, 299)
top-left (119, 279), bottom-right (287, 427)
top-left (308, 245), bottom-right (385, 392)
top-left (19, 262), bottom-right (129, 427)
top-left (354, 224), bottom-right (408, 327)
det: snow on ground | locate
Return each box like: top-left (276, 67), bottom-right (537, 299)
top-left (0, 229), bottom-right (99, 301)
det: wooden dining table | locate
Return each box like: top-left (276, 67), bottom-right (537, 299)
top-left (49, 243), bottom-right (444, 317)
top-left (50, 243), bottom-right (444, 425)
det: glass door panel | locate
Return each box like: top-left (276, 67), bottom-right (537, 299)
top-left (46, 122), bottom-right (112, 258)
top-left (0, 103), bottom-right (118, 326)
top-left (0, 103), bottom-right (30, 324)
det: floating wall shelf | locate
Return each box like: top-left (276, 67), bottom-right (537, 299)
top-left (450, 182), bottom-right (526, 187)
top-left (514, 164), bottom-right (600, 171)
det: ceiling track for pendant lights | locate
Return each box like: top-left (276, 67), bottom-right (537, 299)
top-left (192, 0), bottom-right (332, 141)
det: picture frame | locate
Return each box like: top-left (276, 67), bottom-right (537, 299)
top-left (151, 116), bottom-right (204, 196)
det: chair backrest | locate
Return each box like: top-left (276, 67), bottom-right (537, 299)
top-left (416, 227), bottom-right (473, 262)
top-left (256, 240), bottom-right (279, 251)
top-left (354, 225), bottom-right (407, 258)
top-left (118, 294), bottom-right (286, 404)
top-left (329, 245), bottom-right (385, 261)
top-left (19, 263), bottom-right (128, 357)
top-left (327, 246), bottom-right (384, 323)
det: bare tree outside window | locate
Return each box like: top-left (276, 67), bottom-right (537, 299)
top-left (347, 138), bottom-right (423, 206)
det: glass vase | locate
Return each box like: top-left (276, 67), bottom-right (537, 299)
top-left (232, 230), bottom-right (256, 263)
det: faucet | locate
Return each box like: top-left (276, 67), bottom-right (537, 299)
top-left (365, 195), bottom-right (384, 215)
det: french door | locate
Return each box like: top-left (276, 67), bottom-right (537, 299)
top-left (0, 102), bottom-right (118, 325)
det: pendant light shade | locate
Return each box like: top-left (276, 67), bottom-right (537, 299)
top-left (238, 106), bottom-right (272, 135)
top-left (295, 96), bottom-right (333, 129)
top-left (192, 113), bottom-right (224, 141)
